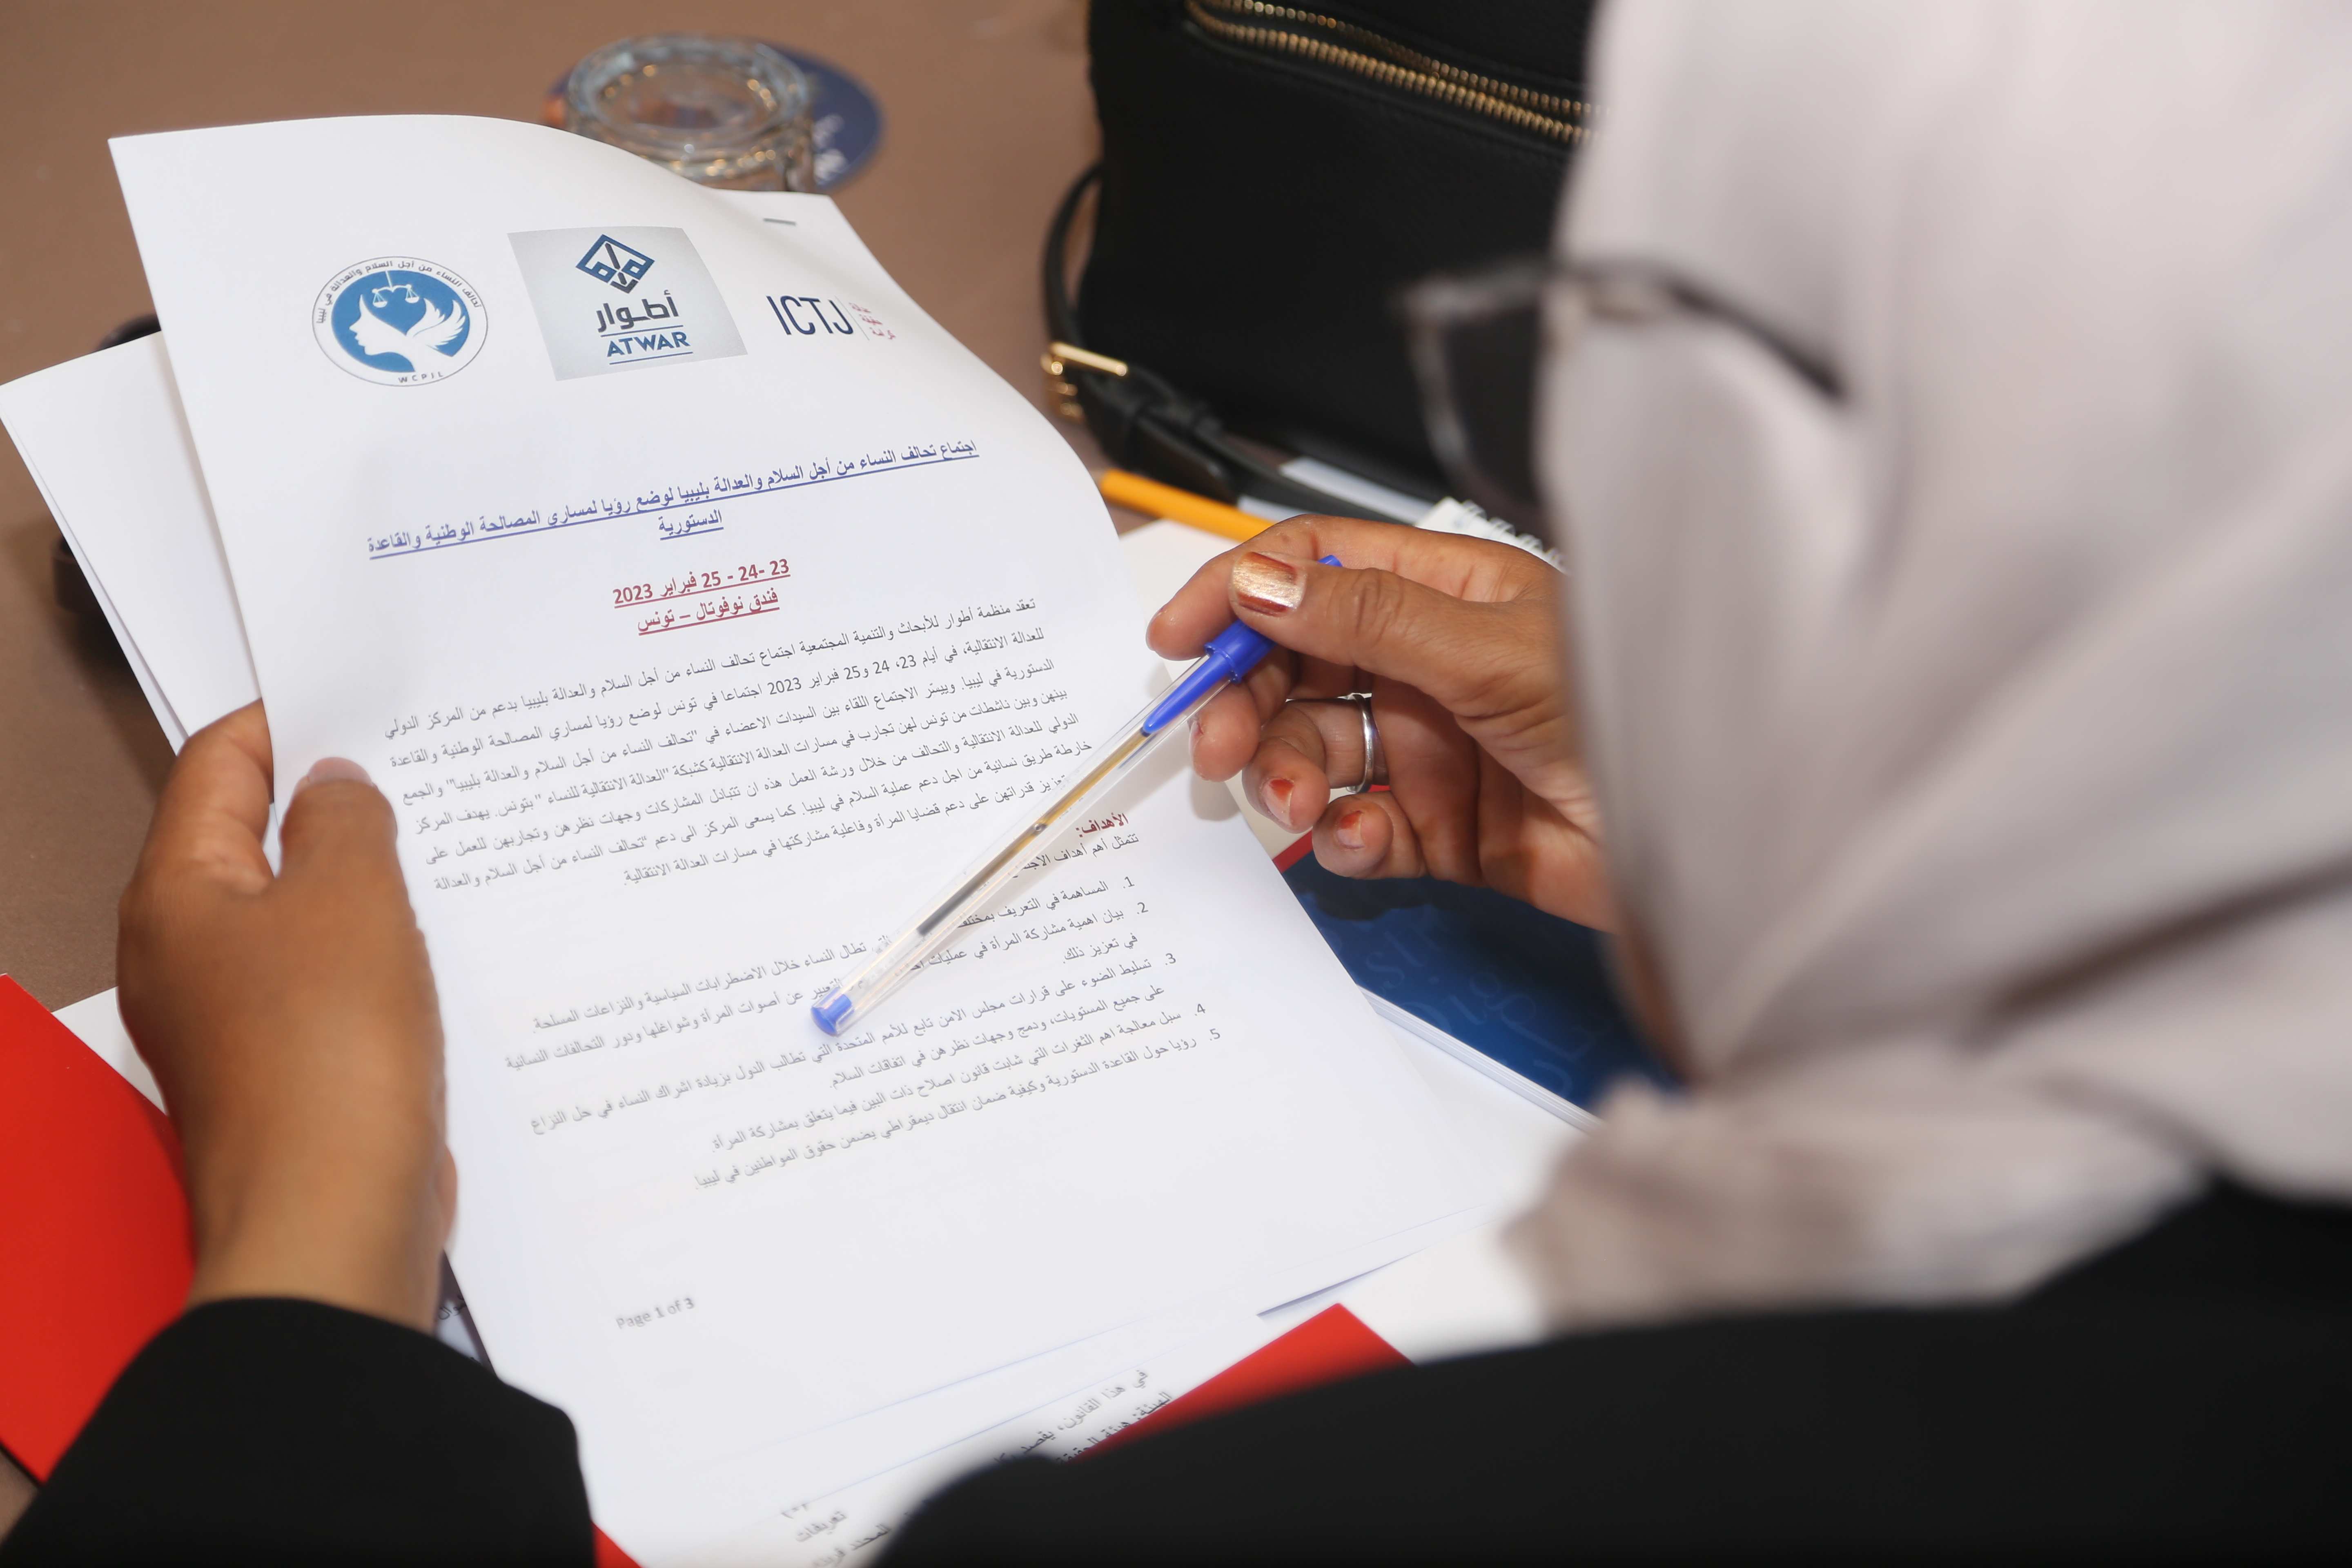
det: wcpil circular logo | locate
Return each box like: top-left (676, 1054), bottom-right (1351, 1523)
top-left (313, 257), bottom-right (486, 385)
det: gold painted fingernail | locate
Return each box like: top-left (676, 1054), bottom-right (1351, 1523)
top-left (1232, 552), bottom-right (1303, 615)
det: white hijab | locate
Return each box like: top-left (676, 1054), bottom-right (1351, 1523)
top-left (1510, 0), bottom-right (2352, 1327)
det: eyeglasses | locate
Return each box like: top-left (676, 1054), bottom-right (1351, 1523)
top-left (1399, 256), bottom-right (1838, 549)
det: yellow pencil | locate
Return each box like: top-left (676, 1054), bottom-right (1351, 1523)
top-left (1096, 468), bottom-right (1272, 543)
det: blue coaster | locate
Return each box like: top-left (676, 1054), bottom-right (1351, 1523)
top-left (1281, 853), bottom-right (1676, 1112)
top-left (543, 43), bottom-right (883, 192)
top-left (770, 47), bottom-right (884, 191)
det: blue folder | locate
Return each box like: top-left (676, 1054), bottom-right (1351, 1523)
top-left (1281, 854), bottom-right (1675, 1117)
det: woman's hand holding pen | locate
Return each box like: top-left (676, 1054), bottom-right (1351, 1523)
top-left (117, 703), bottom-right (452, 1332)
top-left (1148, 515), bottom-right (1613, 931)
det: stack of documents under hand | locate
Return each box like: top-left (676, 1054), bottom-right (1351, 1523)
top-left (0, 116), bottom-right (1541, 1566)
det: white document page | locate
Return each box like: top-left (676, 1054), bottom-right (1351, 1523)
top-left (0, 301), bottom-right (1492, 1545)
top-left (0, 321), bottom-right (1315, 1510)
top-left (111, 117), bottom-right (1484, 1560)
top-left (0, 339), bottom-right (260, 747)
top-left (17, 342), bottom-right (1566, 1549)
top-left (0, 334), bottom-right (260, 748)
top-left (53, 502), bottom-right (188, 750)
top-left (722, 1017), bottom-right (1575, 1568)
top-left (9, 311), bottom-right (1561, 1560)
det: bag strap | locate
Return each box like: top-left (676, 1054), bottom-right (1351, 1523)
top-left (1041, 164), bottom-right (1394, 520)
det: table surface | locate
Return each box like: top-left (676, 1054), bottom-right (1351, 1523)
top-left (0, 0), bottom-right (1133, 1010)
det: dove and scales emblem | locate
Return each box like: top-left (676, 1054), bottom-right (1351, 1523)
top-left (313, 256), bottom-right (487, 385)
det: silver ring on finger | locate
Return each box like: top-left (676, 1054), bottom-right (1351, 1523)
top-left (1343, 693), bottom-right (1386, 793)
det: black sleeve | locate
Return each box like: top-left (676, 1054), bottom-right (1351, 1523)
top-left (0, 1297), bottom-right (590, 1567)
top-left (886, 1188), bottom-right (2352, 1565)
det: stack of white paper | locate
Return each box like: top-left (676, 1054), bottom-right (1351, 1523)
top-left (0, 116), bottom-right (1525, 1564)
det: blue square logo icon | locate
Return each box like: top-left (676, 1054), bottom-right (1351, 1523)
top-left (575, 234), bottom-right (656, 294)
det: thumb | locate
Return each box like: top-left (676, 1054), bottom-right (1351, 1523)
top-left (276, 759), bottom-right (407, 896)
top-left (1229, 550), bottom-right (1561, 719)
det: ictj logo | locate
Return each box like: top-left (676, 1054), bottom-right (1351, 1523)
top-left (766, 294), bottom-right (896, 342)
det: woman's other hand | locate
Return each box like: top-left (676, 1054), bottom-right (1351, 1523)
top-left (116, 703), bottom-right (451, 1332)
top-left (1148, 516), bottom-right (1611, 931)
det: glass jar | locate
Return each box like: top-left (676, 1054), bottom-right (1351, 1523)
top-left (564, 34), bottom-right (816, 192)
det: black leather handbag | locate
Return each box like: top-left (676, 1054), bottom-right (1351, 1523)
top-left (1045, 0), bottom-right (1595, 514)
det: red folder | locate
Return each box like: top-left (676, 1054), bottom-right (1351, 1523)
top-left (0, 975), bottom-right (191, 1481)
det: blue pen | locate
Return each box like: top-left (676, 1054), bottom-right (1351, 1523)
top-left (812, 555), bottom-right (1341, 1035)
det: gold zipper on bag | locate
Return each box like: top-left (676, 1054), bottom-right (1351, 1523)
top-left (1184, 0), bottom-right (1588, 145)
